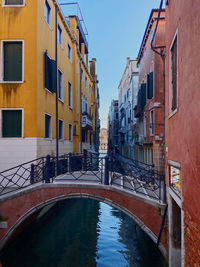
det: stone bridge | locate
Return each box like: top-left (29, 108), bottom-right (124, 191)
top-left (0, 154), bottom-right (168, 258)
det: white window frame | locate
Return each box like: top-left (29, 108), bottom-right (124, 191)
top-left (45, 0), bottom-right (51, 28)
top-left (57, 24), bottom-right (62, 47)
top-left (58, 69), bottom-right (63, 102)
top-left (68, 43), bottom-right (71, 62)
top-left (45, 113), bottom-right (52, 139)
top-left (68, 81), bottom-right (73, 109)
top-left (2, 0), bottom-right (25, 7)
top-left (0, 108), bottom-right (24, 138)
top-left (0, 40), bottom-right (24, 83)
top-left (69, 123), bottom-right (73, 141)
top-left (169, 29), bottom-right (178, 118)
top-left (58, 119), bottom-right (64, 141)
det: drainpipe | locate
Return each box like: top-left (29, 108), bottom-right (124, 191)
top-left (151, 0), bottom-right (166, 179)
top-left (80, 59), bottom-right (82, 153)
top-left (55, 5), bottom-right (59, 162)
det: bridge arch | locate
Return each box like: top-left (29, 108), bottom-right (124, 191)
top-left (0, 184), bottom-right (167, 258)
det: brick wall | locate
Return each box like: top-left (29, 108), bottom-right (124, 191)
top-left (184, 211), bottom-right (200, 266)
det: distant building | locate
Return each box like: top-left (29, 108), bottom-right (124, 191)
top-left (134, 9), bottom-right (165, 173)
top-left (107, 100), bottom-right (119, 155)
top-left (118, 58), bottom-right (139, 159)
top-left (99, 128), bottom-right (108, 151)
top-left (165, 0), bottom-right (200, 265)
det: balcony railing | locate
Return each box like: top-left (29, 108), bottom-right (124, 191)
top-left (82, 112), bottom-right (92, 128)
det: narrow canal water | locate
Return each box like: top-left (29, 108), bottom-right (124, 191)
top-left (1, 199), bottom-right (167, 267)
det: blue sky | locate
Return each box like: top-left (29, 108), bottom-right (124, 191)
top-left (59, 0), bottom-right (162, 128)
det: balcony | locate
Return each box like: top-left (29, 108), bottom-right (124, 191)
top-left (82, 112), bottom-right (92, 128)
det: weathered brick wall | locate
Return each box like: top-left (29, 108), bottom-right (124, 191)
top-left (184, 211), bottom-right (200, 266)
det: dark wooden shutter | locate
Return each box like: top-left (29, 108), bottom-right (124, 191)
top-left (141, 83), bottom-right (146, 108)
top-left (147, 72), bottom-right (153, 99)
top-left (45, 114), bottom-right (50, 138)
top-left (2, 110), bottom-right (22, 137)
top-left (4, 42), bottom-right (22, 81)
top-left (5, 0), bottom-right (23, 4)
top-left (44, 52), bottom-right (56, 93)
top-left (171, 37), bottom-right (177, 110)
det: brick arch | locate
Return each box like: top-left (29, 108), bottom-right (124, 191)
top-left (0, 184), bottom-right (167, 257)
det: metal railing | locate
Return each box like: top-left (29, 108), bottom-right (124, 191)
top-left (0, 153), bottom-right (166, 203)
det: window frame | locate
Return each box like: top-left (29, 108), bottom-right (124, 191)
top-left (85, 76), bottom-right (87, 89)
top-left (68, 81), bottom-right (73, 109)
top-left (0, 108), bottom-right (24, 138)
top-left (2, 0), bottom-right (25, 7)
top-left (0, 40), bottom-right (24, 83)
top-left (45, 113), bottom-right (52, 139)
top-left (150, 110), bottom-right (154, 136)
top-left (169, 30), bottom-right (178, 118)
top-left (58, 69), bottom-right (63, 102)
top-left (57, 24), bottom-right (62, 47)
top-left (45, 0), bottom-right (51, 28)
top-left (58, 119), bottom-right (64, 141)
top-left (69, 123), bottom-right (73, 141)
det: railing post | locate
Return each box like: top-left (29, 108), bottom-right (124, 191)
top-left (45, 155), bottom-right (51, 183)
top-left (30, 164), bottom-right (34, 184)
top-left (104, 156), bottom-right (109, 185)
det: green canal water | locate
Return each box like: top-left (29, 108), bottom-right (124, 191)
top-left (0, 199), bottom-right (167, 267)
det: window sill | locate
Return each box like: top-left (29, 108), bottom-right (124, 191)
top-left (168, 108), bottom-right (178, 119)
top-left (45, 20), bottom-right (52, 31)
top-left (45, 137), bottom-right (52, 141)
top-left (59, 139), bottom-right (64, 142)
top-left (2, 4), bottom-right (25, 7)
top-left (69, 106), bottom-right (73, 110)
top-left (0, 80), bottom-right (24, 84)
top-left (58, 98), bottom-right (64, 104)
top-left (45, 88), bottom-right (53, 94)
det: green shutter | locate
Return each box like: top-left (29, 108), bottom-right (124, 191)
top-left (2, 110), bottom-right (22, 137)
top-left (147, 72), bottom-right (153, 99)
top-left (4, 42), bottom-right (22, 81)
top-left (141, 83), bottom-right (146, 108)
top-left (5, 0), bottom-right (23, 4)
top-left (44, 52), bottom-right (56, 93)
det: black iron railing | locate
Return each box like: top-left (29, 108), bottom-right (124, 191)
top-left (0, 153), bottom-right (166, 203)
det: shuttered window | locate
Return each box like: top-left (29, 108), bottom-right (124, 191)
top-left (68, 82), bottom-right (72, 108)
top-left (2, 110), bottom-right (22, 137)
top-left (45, 114), bottom-right (51, 138)
top-left (69, 124), bottom-right (72, 141)
top-left (44, 51), bottom-right (56, 93)
top-left (4, 0), bottom-right (23, 5)
top-left (58, 120), bottom-right (63, 140)
top-left (3, 42), bottom-right (22, 81)
top-left (141, 83), bottom-right (147, 108)
top-left (171, 36), bottom-right (177, 111)
top-left (147, 72), bottom-right (154, 99)
top-left (58, 70), bottom-right (63, 100)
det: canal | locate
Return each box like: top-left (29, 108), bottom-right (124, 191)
top-left (0, 199), bottom-right (167, 267)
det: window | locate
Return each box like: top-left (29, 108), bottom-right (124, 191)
top-left (147, 72), bottom-right (154, 99)
top-left (89, 85), bottom-right (91, 95)
top-left (58, 70), bottom-right (63, 101)
top-left (170, 35), bottom-right (178, 113)
top-left (45, 0), bottom-right (51, 27)
top-left (150, 30), bottom-right (154, 42)
top-left (2, 110), bottom-right (22, 137)
top-left (69, 124), bottom-right (72, 141)
top-left (2, 41), bottom-right (23, 82)
top-left (44, 51), bottom-right (56, 93)
top-left (169, 165), bottom-right (181, 196)
top-left (68, 44), bottom-right (71, 61)
top-left (68, 82), bottom-right (72, 108)
top-left (45, 114), bottom-right (52, 138)
top-left (3, 0), bottom-right (24, 6)
top-left (57, 24), bottom-right (62, 46)
top-left (58, 119), bottom-right (63, 140)
top-left (85, 77), bottom-right (87, 88)
top-left (81, 68), bottom-right (83, 81)
top-left (150, 110), bottom-right (154, 135)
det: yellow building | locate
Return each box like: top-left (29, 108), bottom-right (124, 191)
top-left (0, 0), bottom-right (99, 171)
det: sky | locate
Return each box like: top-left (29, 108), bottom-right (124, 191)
top-left (59, 0), bottom-right (162, 128)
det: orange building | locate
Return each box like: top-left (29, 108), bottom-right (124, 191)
top-left (99, 128), bottom-right (108, 151)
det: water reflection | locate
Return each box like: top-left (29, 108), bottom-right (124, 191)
top-left (0, 199), bottom-right (167, 267)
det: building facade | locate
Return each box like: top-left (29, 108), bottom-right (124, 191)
top-left (0, 0), bottom-right (99, 171)
top-left (107, 100), bottom-right (119, 155)
top-left (165, 0), bottom-right (200, 265)
top-left (134, 9), bottom-right (165, 173)
top-left (118, 58), bottom-right (139, 159)
top-left (99, 128), bottom-right (108, 152)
